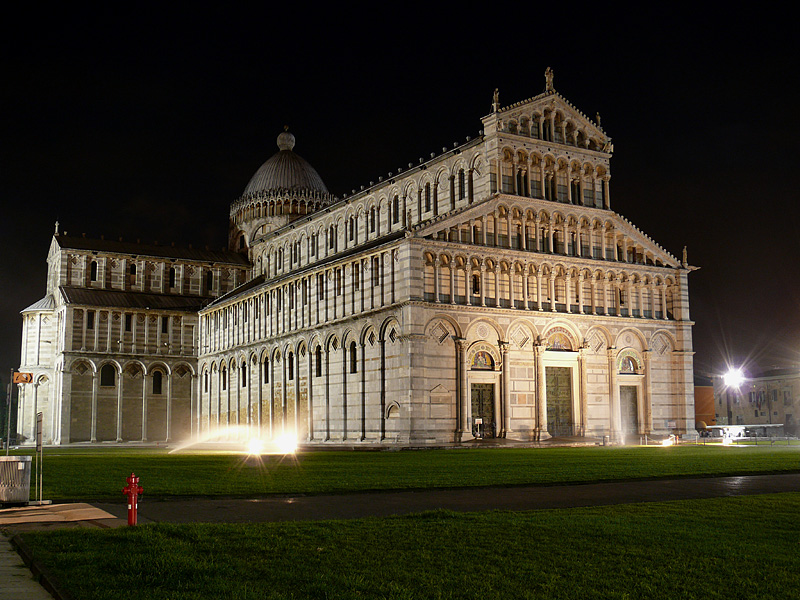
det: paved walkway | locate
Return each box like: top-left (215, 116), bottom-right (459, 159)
top-left (91, 472), bottom-right (800, 524)
top-left (2, 473), bottom-right (799, 598)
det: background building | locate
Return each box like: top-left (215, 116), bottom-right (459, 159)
top-left (713, 369), bottom-right (799, 435)
top-left (19, 72), bottom-right (695, 445)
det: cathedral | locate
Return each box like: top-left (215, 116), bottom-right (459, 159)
top-left (17, 70), bottom-right (695, 446)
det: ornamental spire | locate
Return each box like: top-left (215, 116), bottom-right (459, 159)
top-left (545, 67), bottom-right (554, 92)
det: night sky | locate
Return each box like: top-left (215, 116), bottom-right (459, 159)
top-left (2, 7), bottom-right (797, 384)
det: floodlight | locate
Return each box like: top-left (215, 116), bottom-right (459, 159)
top-left (723, 368), bottom-right (744, 388)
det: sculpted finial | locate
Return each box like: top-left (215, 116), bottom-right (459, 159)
top-left (545, 67), bottom-right (554, 92)
top-left (54, 220), bottom-right (60, 236)
top-left (492, 88), bottom-right (500, 112)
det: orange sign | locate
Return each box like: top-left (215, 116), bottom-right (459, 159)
top-left (13, 372), bottom-right (33, 384)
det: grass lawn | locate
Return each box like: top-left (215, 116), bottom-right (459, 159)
top-left (11, 444), bottom-right (800, 500)
top-left (20, 493), bottom-right (800, 600)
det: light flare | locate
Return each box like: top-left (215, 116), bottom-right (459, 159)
top-left (247, 438), bottom-right (264, 455)
top-left (723, 368), bottom-right (744, 388)
top-left (275, 433), bottom-right (298, 454)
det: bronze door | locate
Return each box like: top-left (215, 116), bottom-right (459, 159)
top-left (471, 383), bottom-right (495, 438)
top-left (546, 367), bottom-right (573, 436)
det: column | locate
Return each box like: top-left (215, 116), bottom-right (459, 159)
top-left (165, 372), bottom-right (172, 442)
top-left (501, 342), bottom-right (511, 437)
top-left (456, 338), bottom-right (471, 441)
top-left (449, 260), bottom-right (456, 304)
top-left (565, 274), bottom-right (572, 313)
top-left (116, 370), bottom-right (123, 442)
top-left (608, 348), bottom-right (621, 441)
top-left (90, 370), bottom-right (98, 443)
top-left (508, 266), bottom-right (515, 309)
top-left (578, 348), bottom-right (588, 436)
top-left (535, 344), bottom-right (548, 440)
top-left (522, 263), bottom-right (529, 310)
top-left (643, 351), bottom-right (653, 434)
top-left (142, 373), bottom-right (149, 441)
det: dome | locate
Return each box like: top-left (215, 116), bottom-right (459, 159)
top-left (242, 129), bottom-right (329, 197)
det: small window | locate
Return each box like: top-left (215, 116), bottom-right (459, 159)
top-left (100, 364), bottom-right (116, 387)
top-left (161, 316), bottom-right (169, 334)
top-left (125, 314), bottom-right (132, 332)
top-left (87, 310), bottom-right (95, 330)
top-left (153, 371), bottom-right (163, 395)
top-left (203, 372), bottom-right (209, 393)
top-left (221, 369), bottom-right (227, 391)
top-left (263, 359), bottom-right (269, 383)
top-left (169, 267), bottom-right (176, 288)
top-left (90, 261), bottom-right (98, 282)
top-left (206, 271), bottom-right (214, 293)
top-left (392, 196), bottom-right (400, 224)
top-left (241, 363), bottom-right (247, 387)
top-left (288, 353), bottom-right (294, 380)
top-left (129, 263), bottom-right (137, 286)
top-left (315, 347), bottom-right (322, 377)
top-left (350, 341), bottom-right (357, 374)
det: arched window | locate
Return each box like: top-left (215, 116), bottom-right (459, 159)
top-left (206, 270), bottom-right (214, 293)
top-left (458, 170), bottom-right (466, 200)
top-left (370, 207), bottom-right (376, 232)
top-left (315, 347), bottom-right (322, 377)
top-left (350, 341), bottom-right (357, 373)
top-left (203, 372), bottom-right (208, 393)
top-left (90, 261), bottom-right (98, 282)
top-left (221, 368), bottom-right (227, 391)
top-left (129, 263), bottom-right (137, 286)
top-left (153, 371), bottom-right (163, 395)
top-left (287, 353), bottom-right (294, 380)
top-left (263, 359), bottom-right (269, 383)
top-left (169, 267), bottom-right (176, 288)
top-left (241, 362), bottom-right (247, 387)
top-left (100, 364), bottom-right (116, 387)
top-left (392, 196), bottom-right (399, 224)
top-left (425, 183), bottom-right (431, 212)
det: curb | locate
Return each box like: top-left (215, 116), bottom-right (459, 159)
top-left (10, 534), bottom-right (75, 600)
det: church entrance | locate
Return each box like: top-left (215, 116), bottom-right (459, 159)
top-left (620, 386), bottom-right (639, 435)
top-left (471, 383), bottom-right (495, 438)
top-left (546, 367), bottom-right (573, 436)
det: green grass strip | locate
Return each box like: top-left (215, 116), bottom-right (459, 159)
top-left (14, 445), bottom-right (800, 500)
top-left (20, 493), bottom-right (800, 600)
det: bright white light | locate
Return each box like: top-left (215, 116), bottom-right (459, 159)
top-left (723, 368), bottom-right (744, 388)
top-left (722, 436), bottom-right (733, 446)
top-left (661, 437), bottom-right (674, 447)
top-left (247, 438), bottom-right (264, 455)
top-left (275, 433), bottom-right (297, 454)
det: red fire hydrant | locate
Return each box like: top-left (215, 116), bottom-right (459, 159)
top-left (122, 472), bottom-right (144, 526)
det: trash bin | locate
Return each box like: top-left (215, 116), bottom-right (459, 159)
top-left (0, 456), bottom-right (32, 503)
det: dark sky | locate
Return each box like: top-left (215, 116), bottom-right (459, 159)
top-left (1, 7), bottom-right (796, 381)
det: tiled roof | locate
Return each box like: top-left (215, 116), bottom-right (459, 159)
top-left (56, 235), bottom-right (250, 265)
top-left (21, 294), bottom-right (56, 312)
top-left (59, 286), bottom-right (212, 312)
